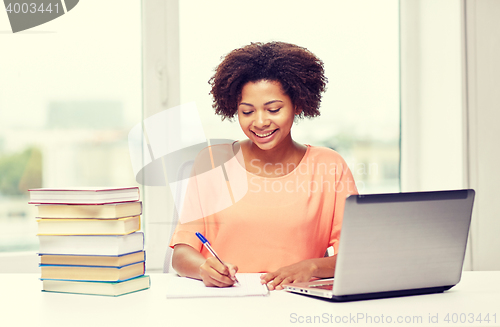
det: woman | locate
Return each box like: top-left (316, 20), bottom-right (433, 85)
top-left (170, 41), bottom-right (357, 290)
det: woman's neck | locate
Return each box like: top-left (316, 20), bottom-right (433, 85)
top-left (237, 136), bottom-right (307, 177)
top-left (246, 137), bottom-right (302, 164)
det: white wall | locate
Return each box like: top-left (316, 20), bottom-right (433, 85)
top-left (401, 0), bottom-right (500, 271)
top-left (400, 0), bottom-right (464, 193)
top-left (400, 0), bottom-right (468, 268)
top-left (465, 0), bottom-right (500, 271)
top-left (141, 0), bottom-right (180, 272)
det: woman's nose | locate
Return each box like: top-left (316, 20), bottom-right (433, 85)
top-left (254, 111), bottom-right (270, 128)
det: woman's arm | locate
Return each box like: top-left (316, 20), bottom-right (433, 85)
top-left (172, 244), bottom-right (238, 287)
top-left (259, 255), bottom-right (337, 290)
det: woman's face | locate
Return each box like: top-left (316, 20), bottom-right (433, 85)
top-left (237, 80), bottom-right (298, 151)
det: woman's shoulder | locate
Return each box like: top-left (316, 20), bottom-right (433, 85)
top-left (304, 146), bottom-right (354, 182)
top-left (191, 142), bottom-right (239, 171)
top-left (306, 145), bottom-right (348, 163)
top-left (195, 142), bottom-right (234, 157)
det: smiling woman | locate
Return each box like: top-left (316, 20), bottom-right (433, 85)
top-left (169, 41), bottom-right (358, 291)
top-left (239, 81), bottom-right (296, 144)
top-left (237, 80), bottom-right (301, 167)
top-left (164, 0), bottom-right (399, 288)
top-left (209, 42), bottom-right (328, 176)
top-left (209, 42), bottom-right (326, 120)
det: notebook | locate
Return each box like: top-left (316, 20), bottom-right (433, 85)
top-left (284, 189), bottom-right (475, 302)
top-left (166, 273), bottom-right (269, 298)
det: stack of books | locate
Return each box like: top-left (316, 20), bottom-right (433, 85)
top-left (28, 187), bottom-right (150, 296)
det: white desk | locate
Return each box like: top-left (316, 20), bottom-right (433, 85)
top-left (1, 272), bottom-right (499, 327)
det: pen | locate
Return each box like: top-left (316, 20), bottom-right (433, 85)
top-left (195, 232), bottom-right (239, 284)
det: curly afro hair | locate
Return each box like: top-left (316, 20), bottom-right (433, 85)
top-left (209, 41), bottom-right (327, 121)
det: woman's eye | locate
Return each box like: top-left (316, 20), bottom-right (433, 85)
top-left (269, 108), bottom-right (281, 113)
top-left (242, 111), bottom-right (253, 115)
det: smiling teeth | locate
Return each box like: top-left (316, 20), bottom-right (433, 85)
top-left (255, 130), bottom-right (275, 137)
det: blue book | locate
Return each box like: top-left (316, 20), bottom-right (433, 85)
top-left (42, 275), bottom-right (150, 296)
top-left (40, 262), bottom-right (145, 282)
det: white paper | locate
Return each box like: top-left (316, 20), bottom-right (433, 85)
top-left (166, 273), bottom-right (269, 298)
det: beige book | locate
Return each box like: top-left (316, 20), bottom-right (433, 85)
top-left (36, 202), bottom-right (142, 219)
top-left (42, 275), bottom-right (150, 296)
top-left (43, 275), bottom-right (151, 296)
top-left (38, 232), bottom-right (144, 256)
top-left (28, 187), bottom-right (140, 205)
top-left (37, 216), bottom-right (140, 235)
top-left (40, 251), bottom-right (145, 267)
top-left (41, 262), bottom-right (145, 282)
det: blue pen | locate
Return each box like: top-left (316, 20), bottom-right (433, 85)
top-left (196, 232), bottom-right (239, 284)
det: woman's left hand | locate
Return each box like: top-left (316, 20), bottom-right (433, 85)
top-left (260, 259), bottom-right (318, 291)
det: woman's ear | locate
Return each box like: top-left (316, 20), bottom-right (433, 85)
top-left (295, 106), bottom-right (303, 116)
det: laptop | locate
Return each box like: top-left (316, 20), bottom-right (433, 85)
top-left (284, 189), bottom-right (475, 302)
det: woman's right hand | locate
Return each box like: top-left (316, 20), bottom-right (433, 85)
top-left (199, 257), bottom-right (238, 287)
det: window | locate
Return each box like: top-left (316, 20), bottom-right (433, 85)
top-left (178, 0), bottom-right (400, 194)
top-left (1, 0), bottom-right (400, 272)
top-left (140, 0), bottom-right (400, 271)
top-left (0, 1), bottom-right (142, 257)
